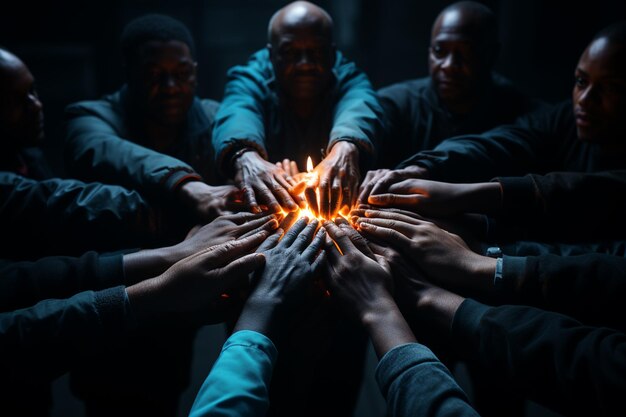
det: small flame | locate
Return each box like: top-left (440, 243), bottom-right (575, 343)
top-left (306, 156), bottom-right (314, 173)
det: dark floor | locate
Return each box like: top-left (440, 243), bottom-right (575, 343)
top-left (50, 324), bottom-right (562, 417)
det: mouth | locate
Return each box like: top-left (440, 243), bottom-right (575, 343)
top-left (575, 110), bottom-right (595, 128)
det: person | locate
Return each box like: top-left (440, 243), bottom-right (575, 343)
top-left (0, 230), bottom-right (271, 416)
top-left (64, 14), bottom-right (238, 222)
top-left (0, 47), bottom-right (53, 179)
top-left (351, 207), bottom-right (626, 332)
top-left (189, 217), bottom-right (326, 417)
top-left (360, 21), bottom-right (626, 198)
top-left (328, 214), bottom-right (626, 417)
top-left (359, 170), bottom-right (626, 246)
top-left (372, 1), bottom-right (538, 170)
top-left (212, 0), bottom-right (383, 218)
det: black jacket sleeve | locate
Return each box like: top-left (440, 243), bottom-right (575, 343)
top-left (0, 172), bottom-right (160, 259)
top-left (0, 286), bottom-right (135, 383)
top-left (397, 103), bottom-right (568, 182)
top-left (493, 170), bottom-right (626, 241)
top-left (0, 252), bottom-right (123, 312)
top-left (499, 254), bottom-right (626, 332)
top-left (452, 299), bottom-right (626, 416)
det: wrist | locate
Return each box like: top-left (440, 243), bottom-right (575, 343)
top-left (232, 148), bottom-right (259, 171)
top-left (461, 182), bottom-right (503, 213)
top-left (234, 296), bottom-right (287, 343)
top-left (414, 286), bottom-right (464, 334)
top-left (329, 140), bottom-right (358, 156)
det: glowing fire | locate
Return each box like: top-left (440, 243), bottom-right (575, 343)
top-left (279, 156), bottom-right (352, 227)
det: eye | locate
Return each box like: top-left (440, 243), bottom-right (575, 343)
top-left (431, 45), bottom-right (445, 59)
top-left (575, 75), bottom-right (588, 89)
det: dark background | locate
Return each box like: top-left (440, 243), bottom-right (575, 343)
top-left (1, 0), bottom-right (625, 174)
top-left (1, 2), bottom-right (624, 416)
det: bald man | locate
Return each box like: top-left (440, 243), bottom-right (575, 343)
top-left (0, 48), bottom-right (53, 179)
top-left (363, 1), bottom-right (539, 176)
top-left (213, 1), bottom-right (383, 219)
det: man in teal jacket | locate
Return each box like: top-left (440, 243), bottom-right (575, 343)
top-left (213, 1), bottom-right (383, 218)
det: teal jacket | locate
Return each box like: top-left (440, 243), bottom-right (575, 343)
top-left (212, 49), bottom-right (383, 176)
top-left (64, 86), bottom-right (220, 200)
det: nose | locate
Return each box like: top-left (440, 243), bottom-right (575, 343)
top-left (441, 52), bottom-right (461, 71)
top-left (295, 51), bottom-right (314, 69)
top-left (577, 84), bottom-right (599, 108)
top-left (159, 74), bottom-right (180, 92)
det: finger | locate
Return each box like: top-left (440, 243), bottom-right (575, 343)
top-left (363, 209), bottom-right (424, 226)
top-left (280, 217), bottom-right (309, 247)
top-left (356, 222), bottom-right (412, 250)
top-left (356, 217), bottom-right (418, 237)
top-left (319, 173), bottom-right (332, 219)
top-left (376, 207), bottom-right (427, 221)
top-left (290, 160), bottom-right (300, 176)
top-left (305, 185), bottom-right (319, 217)
top-left (292, 219), bottom-right (320, 252)
top-left (302, 227), bottom-right (326, 262)
top-left (279, 211), bottom-right (298, 231)
top-left (275, 161), bottom-right (284, 170)
top-left (236, 214), bottom-right (278, 233)
top-left (336, 220), bottom-right (376, 260)
top-left (357, 171), bottom-right (381, 204)
top-left (310, 250), bottom-right (326, 275)
top-left (370, 170), bottom-right (407, 197)
top-left (368, 193), bottom-right (422, 207)
top-left (268, 179), bottom-right (298, 212)
top-left (289, 181), bottom-right (307, 196)
top-left (323, 220), bottom-right (357, 256)
top-left (238, 218), bottom-right (280, 239)
top-left (202, 230), bottom-right (270, 267)
top-left (213, 253), bottom-right (266, 294)
top-left (219, 211), bottom-right (267, 224)
top-left (256, 228), bottom-right (283, 252)
top-left (274, 172), bottom-right (292, 193)
top-left (255, 181), bottom-right (284, 213)
top-left (330, 174), bottom-right (342, 219)
top-left (241, 182), bottom-right (261, 213)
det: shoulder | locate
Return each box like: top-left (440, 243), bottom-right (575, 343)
top-left (65, 89), bottom-right (125, 124)
top-left (378, 77), bottom-right (429, 98)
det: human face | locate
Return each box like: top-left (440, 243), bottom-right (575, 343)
top-left (573, 37), bottom-right (626, 143)
top-left (270, 26), bottom-right (335, 101)
top-left (128, 40), bottom-right (196, 125)
top-left (0, 58), bottom-right (44, 149)
top-left (429, 11), bottom-right (491, 107)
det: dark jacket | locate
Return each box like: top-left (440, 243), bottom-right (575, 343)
top-left (212, 48), bottom-right (383, 176)
top-left (492, 170), bottom-right (626, 242)
top-left (64, 86), bottom-right (220, 199)
top-left (0, 171), bottom-right (159, 260)
top-left (377, 75), bottom-right (538, 169)
top-left (400, 101), bottom-right (626, 182)
top-left (452, 299), bottom-right (626, 416)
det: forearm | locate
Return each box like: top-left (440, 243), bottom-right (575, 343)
top-left (452, 299), bottom-right (626, 416)
top-left (456, 182), bottom-right (503, 214)
top-left (361, 296), bottom-right (417, 359)
top-left (233, 298), bottom-right (286, 347)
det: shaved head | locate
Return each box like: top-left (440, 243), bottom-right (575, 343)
top-left (432, 1), bottom-right (497, 46)
top-left (0, 47), bottom-right (44, 149)
top-left (0, 48), bottom-right (25, 84)
top-left (268, 1), bottom-right (333, 46)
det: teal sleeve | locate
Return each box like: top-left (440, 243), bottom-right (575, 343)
top-left (189, 330), bottom-right (278, 417)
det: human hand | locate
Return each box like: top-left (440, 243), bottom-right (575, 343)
top-left (357, 165), bottom-right (428, 205)
top-left (178, 181), bottom-right (246, 222)
top-left (234, 151), bottom-right (305, 213)
top-left (127, 230), bottom-right (270, 321)
top-left (175, 212), bottom-right (280, 260)
top-left (306, 141), bottom-right (360, 218)
top-left (353, 209), bottom-right (496, 295)
top-left (234, 217), bottom-right (326, 340)
top-left (323, 220), bottom-right (395, 323)
top-left (368, 179), bottom-right (502, 217)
